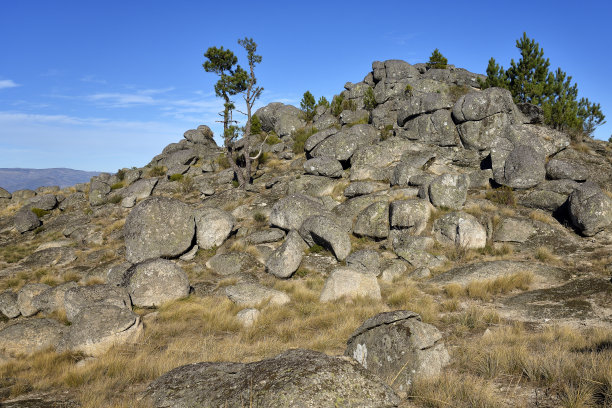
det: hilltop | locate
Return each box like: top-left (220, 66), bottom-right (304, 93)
top-left (0, 60), bottom-right (611, 407)
top-left (0, 168), bottom-right (100, 193)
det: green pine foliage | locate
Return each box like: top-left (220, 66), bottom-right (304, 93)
top-left (330, 94), bottom-right (345, 117)
top-left (300, 91), bottom-right (316, 121)
top-left (427, 48), bottom-right (448, 69)
top-left (317, 96), bottom-right (330, 108)
top-left (481, 32), bottom-right (605, 137)
top-left (363, 86), bottom-right (376, 110)
top-left (251, 114), bottom-right (262, 134)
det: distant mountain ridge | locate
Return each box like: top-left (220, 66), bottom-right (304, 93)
top-left (0, 168), bottom-right (101, 192)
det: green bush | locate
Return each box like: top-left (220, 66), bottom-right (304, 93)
top-left (331, 94), bottom-right (345, 117)
top-left (110, 182), bottom-right (123, 190)
top-left (231, 180), bottom-right (239, 188)
top-left (341, 99), bottom-right (357, 112)
top-left (177, 175), bottom-right (194, 194)
top-left (107, 195), bottom-right (122, 205)
top-left (317, 96), bottom-right (330, 108)
top-left (292, 127), bottom-right (318, 154)
top-left (381, 124), bottom-right (394, 140)
top-left (149, 166), bottom-right (166, 177)
top-left (116, 169), bottom-right (126, 181)
top-left (300, 91), bottom-right (317, 121)
top-left (253, 211), bottom-right (267, 223)
top-left (308, 244), bottom-right (325, 254)
top-left (31, 208), bottom-right (50, 218)
top-left (347, 117), bottom-right (369, 127)
top-left (215, 154), bottom-right (230, 169)
top-left (427, 48), bottom-right (448, 69)
top-left (251, 114), bottom-right (262, 134)
top-left (404, 84), bottom-right (413, 96)
top-left (265, 132), bottom-right (282, 145)
top-left (169, 173), bottom-right (184, 182)
top-left (363, 86), bottom-right (376, 110)
top-left (485, 186), bottom-right (516, 206)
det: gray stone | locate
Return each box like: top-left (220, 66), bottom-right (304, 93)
top-left (397, 94), bottom-right (453, 126)
top-left (161, 149), bottom-right (197, 168)
top-left (546, 159), bottom-right (589, 181)
top-left (194, 207), bottom-right (234, 249)
top-left (516, 102), bottom-right (544, 124)
top-left (106, 262), bottom-right (132, 286)
top-left (569, 181), bottom-right (612, 236)
top-left (433, 212), bottom-right (487, 249)
top-left (428, 174), bottom-right (468, 209)
top-left (59, 192), bottom-right (88, 211)
top-left (89, 180), bottom-right (111, 206)
top-left (32, 282), bottom-right (78, 315)
top-left (206, 252), bottom-right (260, 276)
top-left (285, 175), bottom-right (337, 197)
top-left (452, 87), bottom-right (514, 122)
top-left (64, 284), bottom-right (132, 322)
top-left (225, 283), bottom-right (290, 307)
top-left (17, 283), bottom-right (50, 317)
top-left (389, 199), bottom-right (431, 235)
top-left (28, 194), bottom-right (58, 211)
top-left (270, 194), bottom-right (328, 231)
top-left (299, 215), bottom-right (351, 261)
top-left (520, 190), bottom-right (568, 212)
top-left (14, 207), bottom-right (41, 233)
top-left (303, 157), bottom-right (343, 178)
top-left (353, 201), bottom-right (390, 239)
top-left (20, 246), bottom-right (77, 268)
top-left (246, 228), bottom-right (285, 245)
top-left (266, 230), bottom-right (308, 278)
top-left (183, 125), bottom-right (215, 144)
top-left (410, 267), bottom-right (432, 279)
top-left (468, 169), bottom-right (493, 188)
top-left (11, 189), bottom-right (36, 204)
top-left (124, 197), bottom-right (195, 263)
top-left (493, 218), bottom-right (537, 243)
top-left (497, 144), bottom-right (546, 189)
top-left (320, 267), bottom-right (381, 302)
top-left (346, 250), bottom-right (381, 275)
top-left (400, 109), bottom-right (460, 146)
top-left (123, 178), bottom-right (158, 201)
top-left (0, 291), bottom-right (20, 319)
top-left (0, 319), bottom-right (65, 356)
top-left (340, 109), bottom-right (369, 125)
top-left (236, 308), bottom-right (260, 327)
top-left (275, 105), bottom-right (306, 137)
top-left (344, 181), bottom-right (388, 198)
top-left (61, 305), bottom-right (142, 356)
top-left (457, 112), bottom-right (511, 151)
top-left (127, 259), bottom-right (190, 307)
top-left (310, 124), bottom-right (379, 161)
top-left (380, 260), bottom-right (408, 282)
top-left (304, 128), bottom-right (339, 153)
top-left (345, 311), bottom-right (449, 393)
top-left (145, 348), bottom-right (399, 408)
top-left (313, 113), bottom-right (338, 130)
top-left (390, 163), bottom-right (424, 187)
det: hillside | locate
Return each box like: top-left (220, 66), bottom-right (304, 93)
top-left (0, 60), bottom-right (611, 407)
top-left (0, 168), bottom-right (101, 193)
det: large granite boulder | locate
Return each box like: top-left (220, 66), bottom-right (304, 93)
top-left (270, 194), bottom-right (328, 231)
top-left (452, 87), bottom-right (514, 122)
top-left (457, 112), bottom-right (511, 151)
top-left (225, 283), bottom-right (290, 307)
top-left (206, 252), bottom-right (260, 276)
top-left (266, 230), bottom-right (308, 279)
top-left (320, 267), bottom-right (381, 302)
top-left (396, 94), bottom-right (453, 126)
top-left (124, 197), bottom-right (195, 263)
top-left (389, 199), bottom-right (431, 235)
top-left (0, 290), bottom-right (20, 319)
top-left (32, 282), bottom-right (78, 315)
top-left (546, 158), bottom-right (589, 181)
top-left (433, 212), bottom-right (487, 249)
top-left (0, 319), bottom-right (65, 356)
top-left (310, 124), bottom-right (379, 161)
top-left (194, 207), bottom-right (235, 249)
top-left (496, 144), bottom-right (546, 189)
top-left (254, 103), bottom-right (305, 137)
top-left (353, 201), bottom-right (390, 239)
top-left (17, 283), bottom-right (50, 317)
top-left (14, 207), bottom-right (41, 233)
top-left (346, 250), bottom-right (382, 275)
top-left (64, 284), bottom-right (132, 322)
top-left (345, 311), bottom-right (449, 394)
top-left (127, 259), bottom-right (190, 307)
top-left (400, 109), bottom-right (460, 146)
top-left (568, 181), bottom-right (612, 236)
top-left (428, 174), bottom-right (468, 209)
top-left (27, 194), bottom-right (58, 211)
top-left (145, 348), bottom-right (399, 408)
top-left (60, 305), bottom-right (143, 356)
top-left (303, 157), bottom-right (344, 178)
top-left (299, 215), bottom-right (351, 261)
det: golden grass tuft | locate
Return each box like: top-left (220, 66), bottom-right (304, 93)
top-left (534, 246), bottom-right (559, 263)
top-left (529, 209), bottom-right (557, 225)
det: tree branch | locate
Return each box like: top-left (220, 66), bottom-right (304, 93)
top-left (249, 134), bottom-right (269, 160)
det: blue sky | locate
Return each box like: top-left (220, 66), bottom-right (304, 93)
top-left (1, 0), bottom-right (610, 172)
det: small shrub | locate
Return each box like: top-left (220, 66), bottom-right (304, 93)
top-left (178, 175), bottom-right (194, 194)
top-left (331, 94), bottom-right (345, 117)
top-left (31, 208), bottom-right (50, 218)
top-left (300, 91), bottom-right (317, 121)
top-left (215, 153), bottom-right (231, 169)
top-left (404, 83), bottom-right (413, 96)
top-left (535, 246), bottom-right (557, 263)
top-left (317, 96), bottom-right (330, 108)
top-left (168, 173), bottom-right (184, 182)
top-left (148, 166), bottom-right (166, 177)
top-left (363, 86), bottom-right (376, 110)
top-left (295, 269), bottom-right (309, 278)
top-left (107, 195), bottom-right (122, 204)
top-left (308, 244), bottom-right (325, 254)
top-left (265, 132), bottom-right (282, 145)
top-left (427, 48), bottom-right (448, 69)
top-left (231, 180), bottom-right (239, 188)
top-left (116, 169), bottom-right (126, 181)
top-left (251, 114), bottom-right (262, 134)
top-left (449, 85), bottom-right (471, 102)
top-left (257, 152), bottom-right (270, 166)
top-left (485, 186), bottom-right (516, 206)
top-left (341, 99), bottom-right (357, 112)
top-left (110, 182), bottom-right (123, 190)
top-left (347, 117), bottom-right (369, 127)
top-left (253, 211), bottom-right (267, 223)
top-left (292, 127), bottom-right (318, 154)
top-left (381, 124), bottom-right (394, 140)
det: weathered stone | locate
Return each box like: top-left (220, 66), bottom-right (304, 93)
top-left (400, 110), bottom-right (460, 146)
top-left (0, 319), bottom-right (65, 356)
top-left (397, 94), bottom-right (452, 126)
top-left (340, 109), bottom-right (369, 125)
top-left (124, 197), bottom-right (195, 263)
top-left (32, 282), bottom-right (78, 315)
top-left (64, 284), bottom-right (131, 322)
top-left (569, 181), bottom-right (612, 236)
top-left (20, 247), bottom-right (77, 268)
top-left (353, 201), bottom-right (390, 239)
top-left (320, 267), bottom-right (381, 302)
top-left (493, 218), bottom-right (537, 243)
top-left (310, 124), bottom-right (379, 161)
top-left (225, 283), bottom-right (290, 307)
top-left (145, 348), bottom-right (399, 408)
top-left (266, 230), bottom-right (308, 278)
top-left (246, 228), bottom-right (286, 245)
top-left (380, 260), bottom-right (408, 282)
top-left (0, 291), bottom-right (20, 319)
top-left (123, 178), bottom-right (158, 201)
top-left (236, 308), bottom-right (260, 327)
top-left (346, 250), bottom-right (381, 275)
top-left (433, 212), bottom-right (487, 249)
top-left (59, 192), bottom-right (88, 211)
top-left (299, 215), bottom-right (351, 261)
top-left (452, 87), bottom-right (514, 122)
top-left (14, 207), bottom-right (41, 233)
top-left (127, 259), bottom-right (190, 307)
top-left (304, 128), bottom-right (339, 152)
top-left (194, 207), bottom-right (234, 249)
top-left (389, 199), bottom-right (431, 235)
top-left (28, 194), bottom-right (58, 211)
top-left (497, 144), bottom-right (546, 189)
top-left (61, 305), bottom-right (142, 356)
top-left (345, 311), bottom-right (449, 393)
top-left (313, 113), bottom-right (338, 130)
top-left (520, 190), bottom-right (568, 212)
top-left (428, 174), bottom-right (468, 209)
top-left (17, 283), bottom-right (50, 317)
top-left (206, 252), bottom-right (260, 276)
top-left (183, 125), bottom-right (215, 144)
top-left (270, 194), bottom-right (328, 231)
top-left (344, 181), bottom-right (388, 198)
top-left (457, 112), bottom-right (511, 151)
top-left (546, 158), bottom-right (589, 181)
top-left (303, 157), bottom-right (343, 178)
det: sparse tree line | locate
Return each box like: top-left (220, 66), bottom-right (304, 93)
top-left (203, 34), bottom-right (606, 188)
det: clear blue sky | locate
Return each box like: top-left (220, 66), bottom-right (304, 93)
top-left (1, 0), bottom-right (610, 172)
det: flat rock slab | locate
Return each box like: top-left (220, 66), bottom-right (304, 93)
top-left (504, 278), bottom-right (612, 322)
top-left (145, 348), bottom-right (400, 408)
top-left (430, 260), bottom-right (571, 287)
top-left (64, 284), bottom-right (132, 322)
top-left (0, 318), bottom-right (65, 356)
top-left (206, 252), bottom-right (261, 276)
top-left (225, 283), bottom-right (290, 307)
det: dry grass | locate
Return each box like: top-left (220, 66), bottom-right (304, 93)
top-left (529, 209), bottom-right (557, 225)
top-left (0, 241), bottom-right (39, 264)
top-left (409, 371), bottom-right (503, 407)
top-left (443, 272), bottom-right (532, 302)
top-left (534, 246), bottom-right (560, 264)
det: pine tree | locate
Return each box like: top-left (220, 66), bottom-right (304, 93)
top-left (363, 86), bottom-right (377, 110)
top-left (317, 96), bottom-right (330, 108)
top-left (506, 33), bottom-right (551, 105)
top-left (300, 91), bottom-right (316, 121)
top-left (427, 49), bottom-right (448, 69)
